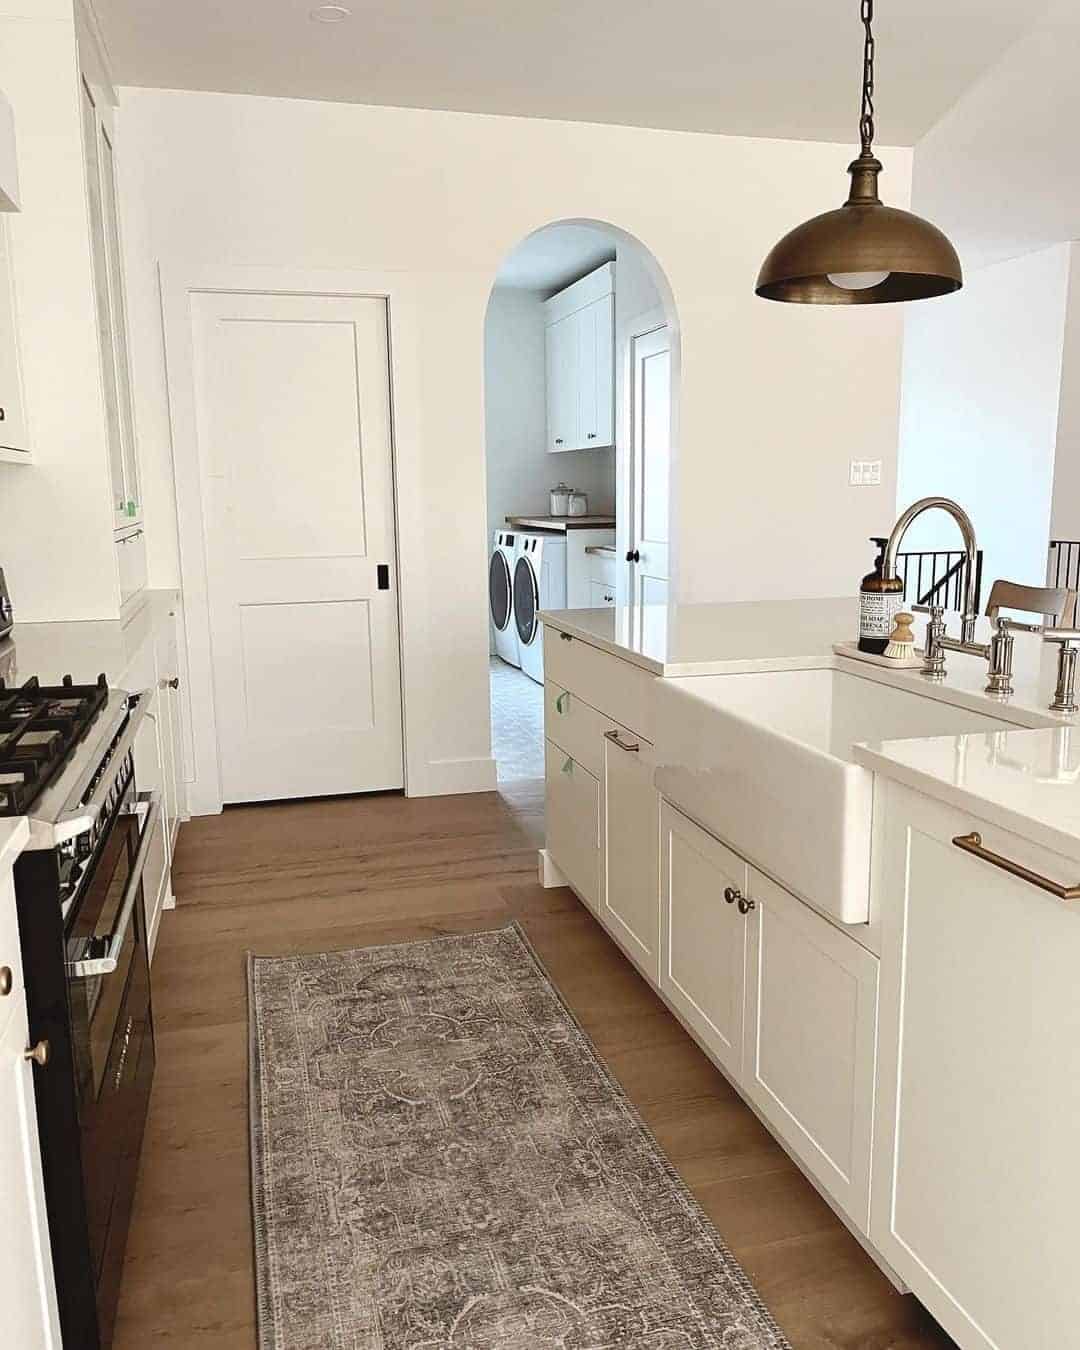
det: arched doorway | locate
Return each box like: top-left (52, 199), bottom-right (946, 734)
top-left (482, 219), bottom-right (680, 784)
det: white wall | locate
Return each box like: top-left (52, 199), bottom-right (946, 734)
top-left (897, 243), bottom-right (1071, 595)
top-left (0, 3), bottom-right (118, 621)
top-left (117, 88), bottom-right (909, 794)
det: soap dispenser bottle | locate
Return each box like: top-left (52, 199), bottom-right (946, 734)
top-left (859, 537), bottom-right (904, 655)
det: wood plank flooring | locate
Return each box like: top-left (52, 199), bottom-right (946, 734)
top-left (113, 783), bottom-right (956, 1349)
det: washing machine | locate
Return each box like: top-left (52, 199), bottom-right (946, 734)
top-left (513, 533), bottom-right (567, 684)
top-left (489, 529), bottom-right (520, 667)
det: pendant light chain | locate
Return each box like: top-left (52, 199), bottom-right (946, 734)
top-left (859, 0), bottom-right (876, 153)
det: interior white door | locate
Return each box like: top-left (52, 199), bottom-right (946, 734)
top-left (191, 291), bottom-right (404, 802)
top-left (627, 324), bottom-right (671, 607)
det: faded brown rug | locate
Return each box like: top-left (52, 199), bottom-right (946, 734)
top-left (248, 924), bottom-right (791, 1349)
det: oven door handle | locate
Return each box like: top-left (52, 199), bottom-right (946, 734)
top-left (56, 690), bottom-right (153, 831)
top-left (67, 790), bottom-right (162, 980)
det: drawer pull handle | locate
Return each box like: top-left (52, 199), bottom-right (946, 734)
top-left (561, 756), bottom-right (574, 776)
top-left (952, 832), bottom-right (1080, 900)
top-left (604, 729), bottom-right (640, 754)
top-left (555, 691), bottom-right (569, 714)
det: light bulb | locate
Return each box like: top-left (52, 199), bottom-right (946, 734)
top-left (827, 270), bottom-right (891, 291)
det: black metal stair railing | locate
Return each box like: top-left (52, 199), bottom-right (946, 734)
top-left (895, 548), bottom-right (984, 614)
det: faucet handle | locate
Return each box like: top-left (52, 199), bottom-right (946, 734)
top-left (1043, 627), bottom-right (1080, 645)
top-left (997, 616), bottom-right (1045, 636)
top-left (912, 603), bottom-right (945, 619)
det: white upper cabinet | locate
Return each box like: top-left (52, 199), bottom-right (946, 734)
top-left (544, 263), bottom-right (615, 453)
top-left (80, 73), bottom-right (140, 531)
top-left (0, 217), bottom-right (29, 459)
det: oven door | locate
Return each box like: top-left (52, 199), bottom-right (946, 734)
top-left (65, 789), bottom-right (160, 1338)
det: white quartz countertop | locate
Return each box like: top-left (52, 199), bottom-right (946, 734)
top-left (542, 596), bottom-right (1080, 852)
top-left (0, 817), bottom-right (30, 872)
top-left (540, 598), bottom-right (860, 676)
top-left (0, 589), bottom-right (179, 686)
top-left (855, 729), bottom-right (1080, 864)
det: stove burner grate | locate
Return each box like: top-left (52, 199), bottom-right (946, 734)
top-left (0, 674), bottom-right (110, 815)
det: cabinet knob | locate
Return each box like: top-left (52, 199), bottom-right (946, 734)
top-left (626, 549), bottom-right (640, 564)
top-left (737, 896), bottom-right (756, 916)
top-left (554, 437), bottom-right (564, 445)
top-left (0, 406), bottom-right (5, 421)
top-left (587, 433), bottom-right (597, 439)
top-left (168, 677), bottom-right (180, 690)
top-left (0, 965), bottom-right (11, 996)
top-left (723, 886), bottom-right (740, 905)
top-left (24, 1040), bottom-right (50, 1068)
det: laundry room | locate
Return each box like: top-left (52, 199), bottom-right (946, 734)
top-left (484, 221), bottom-right (676, 783)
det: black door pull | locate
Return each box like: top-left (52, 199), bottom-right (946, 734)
top-left (377, 564), bottom-right (390, 591)
top-left (626, 549), bottom-right (640, 563)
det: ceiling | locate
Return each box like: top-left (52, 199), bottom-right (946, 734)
top-left (495, 226), bottom-right (617, 292)
top-left (91, 0), bottom-right (1044, 146)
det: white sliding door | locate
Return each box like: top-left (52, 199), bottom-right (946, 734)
top-left (190, 291), bottom-right (403, 802)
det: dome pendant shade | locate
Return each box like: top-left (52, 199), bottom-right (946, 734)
top-left (756, 155), bottom-right (962, 306)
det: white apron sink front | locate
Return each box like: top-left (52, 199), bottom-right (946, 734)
top-left (654, 668), bottom-right (1011, 924)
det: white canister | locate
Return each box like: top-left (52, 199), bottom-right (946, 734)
top-left (567, 490), bottom-right (588, 517)
top-left (549, 483), bottom-right (571, 516)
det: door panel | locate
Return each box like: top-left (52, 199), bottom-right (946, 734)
top-left (601, 732), bottom-right (659, 981)
top-left (191, 291), bottom-right (403, 802)
top-left (660, 802), bottom-right (747, 1078)
top-left (628, 326), bottom-right (671, 608)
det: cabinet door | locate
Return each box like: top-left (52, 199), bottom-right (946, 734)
top-left (99, 125), bottom-right (140, 522)
top-left (81, 77), bottom-right (128, 529)
top-left (545, 313), bottom-right (579, 452)
top-left (745, 869), bottom-right (878, 1229)
top-left (544, 740), bottom-right (599, 910)
top-left (600, 730), bottom-right (659, 982)
top-left (0, 219), bottom-right (29, 454)
top-left (578, 294), bottom-right (614, 449)
top-left (0, 875), bottom-right (62, 1348)
top-left (659, 802), bottom-right (748, 1079)
top-left (871, 785), bottom-right (1080, 1349)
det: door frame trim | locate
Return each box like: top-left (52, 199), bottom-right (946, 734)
top-left (160, 263), bottom-right (431, 814)
top-left (616, 304), bottom-right (677, 608)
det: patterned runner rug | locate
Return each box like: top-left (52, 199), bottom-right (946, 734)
top-left (248, 924), bottom-right (791, 1349)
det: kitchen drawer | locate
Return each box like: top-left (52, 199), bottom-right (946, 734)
top-left (545, 741), bottom-right (599, 912)
top-left (588, 553), bottom-right (617, 587)
top-left (544, 629), bottom-right (653, 741)
top-left (590, 581), bottom-right (616, 608)
top-left (116, 527), bottom-right (146, 610)
top-left (544, 682), bottom-right (608, 777)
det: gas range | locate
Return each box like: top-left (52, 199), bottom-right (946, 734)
top-left (9, 672), bottom-right (158, 1348)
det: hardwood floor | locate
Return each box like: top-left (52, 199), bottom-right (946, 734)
top-left (114, 782), bottom-right (956, 1349)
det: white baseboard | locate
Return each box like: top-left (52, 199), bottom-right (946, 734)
top-left (416, 755), bottom-right (498, 798)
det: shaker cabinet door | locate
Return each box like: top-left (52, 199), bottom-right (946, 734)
top-left (745, 869), bottom-right (878, 1229)
top-left (659, 802), bottom-right (748, 1080)
top-left (600, 730), bottom-right (659, 983)
top-left (545, 313), bottom-right (579, 452)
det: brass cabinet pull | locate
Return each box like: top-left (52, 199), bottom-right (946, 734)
top-left (724, 886), bottom-right (740, 905)
top-left (737, 896), bottom-right (756, 915)
top-left (24, 1040), bottom-right (50, 1068)
top-left (952, 832), bottom-right (1080, 901)
top-left (0, 965), bottom-right (12, 996)
top-left (604, 729), bottom-right (640, 754)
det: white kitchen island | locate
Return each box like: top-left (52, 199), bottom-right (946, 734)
top-left (539, 597), bottom-right (1080, 1350)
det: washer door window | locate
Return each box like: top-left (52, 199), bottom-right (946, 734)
top-left (514, 555), bottom-right (540, 646)
top-left (489, 550), bottom-right (512, 632)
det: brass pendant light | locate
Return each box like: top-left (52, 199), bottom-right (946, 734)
top-left (756, 0), bottom-right (962, 305)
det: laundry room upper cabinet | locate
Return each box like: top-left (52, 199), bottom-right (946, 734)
top-left (544, 263), bottom-right (615, 453)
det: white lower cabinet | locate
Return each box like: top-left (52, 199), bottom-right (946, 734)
top-left (871, 783), bottom-right (1080, 1350)
top-left (745, 868), bottom-right (878, 1229)
top-left (0, 848), bottom-right (62, 1348)
top-left (544, 740), bottom-right (600, 912)
top-left (600, 729), bottom-right (659, 983)
top-left (659, 802), bottom-right (748, 1081)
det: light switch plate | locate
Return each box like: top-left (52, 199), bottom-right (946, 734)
top-left (849, 459), bottom-right (883, 487)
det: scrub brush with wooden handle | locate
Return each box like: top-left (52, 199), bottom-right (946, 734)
top-left (884, 612), bottom-right (916, 660)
